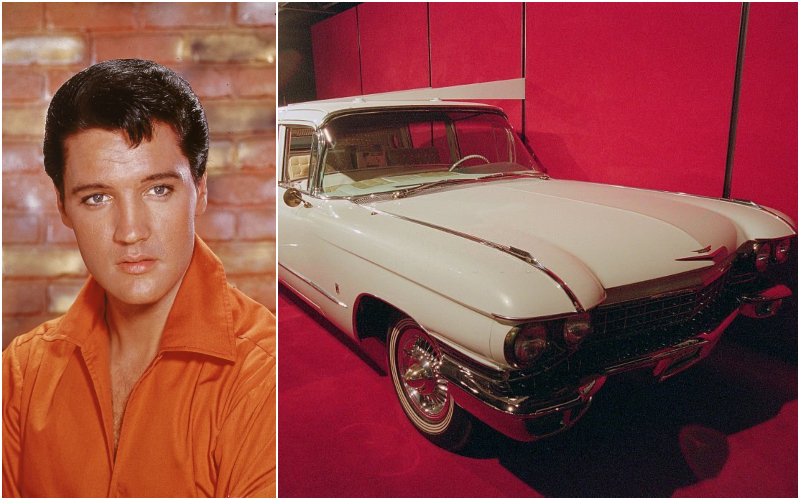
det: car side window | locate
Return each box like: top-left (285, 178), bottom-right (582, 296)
top-left (284, 126), bottom-right (315, 190)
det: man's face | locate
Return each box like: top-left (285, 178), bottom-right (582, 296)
top-left (58, 122), bottom-right (207, 307)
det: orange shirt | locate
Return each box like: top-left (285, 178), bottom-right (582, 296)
top-left (2, 237), bottom-right (276, 497)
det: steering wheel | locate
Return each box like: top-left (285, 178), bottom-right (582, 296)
top-left (449, 154), bottom-right (490, 171)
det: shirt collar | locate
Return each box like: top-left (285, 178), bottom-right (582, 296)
top-left (48, 236), bottom-right (237, 362)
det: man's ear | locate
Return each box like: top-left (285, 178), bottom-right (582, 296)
top-left (55, 185), bottom-right (74, 229)
top-left (196, 172), bottom-right (208, 216)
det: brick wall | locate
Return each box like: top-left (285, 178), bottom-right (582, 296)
top-left (2, 2), bottom-right (277, 348)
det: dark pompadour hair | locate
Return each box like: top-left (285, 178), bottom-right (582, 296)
top-left (43, 59), bottom-right (209, 197)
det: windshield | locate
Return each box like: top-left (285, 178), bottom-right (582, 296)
top-left (316, 109), bottom-right (540, 197)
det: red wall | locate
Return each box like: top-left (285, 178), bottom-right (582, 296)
top-left (428, 2), bottom-right (522, 87)
top-left (311, 7), bottom-right (360, 100)
top-left (525, 3), bottom-right (740, 196)
top-left (358, 2), bottom-right (429, 95)
top-left (730, 2), bottom-right (798, 223)
top-left (310, 3), bottom-right (797, 222)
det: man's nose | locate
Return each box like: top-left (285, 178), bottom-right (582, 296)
top-left (113, 198), bottom-right (151, 245)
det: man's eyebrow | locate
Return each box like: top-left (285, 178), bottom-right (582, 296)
top-left (141, 172), bottom-right (183, 183)
top-left (71, 183), bottom-right (112, 196)
top-left (70, 173), bottom-right (183, 195)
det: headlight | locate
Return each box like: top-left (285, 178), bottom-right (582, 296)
top-left (755, 242), bottom-right (771, 272)
top-left (773, 238), bottom-right (790, 264)
top-left (504, 323), bottom-right (548, 367)
top-left (563, 312), bottom-right (593, 346)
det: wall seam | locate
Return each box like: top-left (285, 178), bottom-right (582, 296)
top-left (722, 2), bottom-right (750, 198)
top-left (427, 3), bottom-right (432, 88)
top-left (521, 2), bottom-right (526, 138)
top-left (356, 5), bottom-right (364, 95)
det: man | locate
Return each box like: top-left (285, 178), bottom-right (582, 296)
top-left (2, 59), bottom-right (276, 497)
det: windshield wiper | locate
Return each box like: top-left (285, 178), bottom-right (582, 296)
top-left (476, 171), bottom-right (550, 181)
top-left (393, 178), bottom-right (476, 199)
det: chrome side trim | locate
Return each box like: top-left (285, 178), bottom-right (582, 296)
top-left (491, 311), bottom-right (577, 323)
top-left (363, 207), bottom-right (586, 313)
top-left (278, 262), bottom-right (348, 308)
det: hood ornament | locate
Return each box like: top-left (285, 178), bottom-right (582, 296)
top-left (676, 246), bottom-right (727, 262)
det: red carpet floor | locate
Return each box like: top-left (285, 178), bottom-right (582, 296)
top-left (277, 285), bottom-right (798, 497)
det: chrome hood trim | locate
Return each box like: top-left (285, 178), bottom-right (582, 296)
top-left (366, 207), bottom-right (588, 313)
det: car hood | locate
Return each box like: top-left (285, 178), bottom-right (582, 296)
top-left (367, 178), bottom-right (740, 292)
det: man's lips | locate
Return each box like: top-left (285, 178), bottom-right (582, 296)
top-left (117, 255), bottom-right (158, 275)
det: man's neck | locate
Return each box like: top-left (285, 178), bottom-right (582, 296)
top-left (105, 282), bottom-right (182, 363)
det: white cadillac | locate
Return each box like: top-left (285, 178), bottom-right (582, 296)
top-left (277, 100), bottom-right (795, 450)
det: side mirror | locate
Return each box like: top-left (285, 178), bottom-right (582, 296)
top-left (283, 188), bottom-right (312, 208)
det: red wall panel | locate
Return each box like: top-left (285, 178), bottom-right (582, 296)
top-left (730, 3), bottom-right (798, 224)
top-left (429, 3), bottom-right (522, 87)
top-left (524, 3), bottom-right (740, 196)
top-left (311, 8), bottom-right (361, 99)
top-left (358, 3), bottom-right (430, 95)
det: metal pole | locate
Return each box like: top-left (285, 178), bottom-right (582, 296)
top-left (723, 2), bottom-right (750, 199)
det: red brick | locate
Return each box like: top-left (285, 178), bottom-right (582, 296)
top-left (3, 314), bottom-right (56, 349)
top-left (238, 209), bottom-right (275, 241)
top-left (3, 35), bottom-right (86, 65)
top-left (229, 276), bottom-right (276, 312)
top-left (94, 34), bottom-right (183, 64)
top-left (3, 280), bottom-right (46, 315)
top-left (46, 2), bottom-right (136, 30)
top-left (46, 69), bottom-right (78, 99)
top-left (2, 141), bottom-right (44, 173)
top-left (3, 3), bottom-right (43, 31)
top-left (204, 100), bottom-right (275, 134)
top-left (139, 3), bottom-right (232, 28)
top-left (207, 241), bottom-right (275, 275)
top-left (47, 279), bottom-right (86, 314)
top-left (195, 208), bottom-right (237, 241)
top-left (208, 140), bottom-right (235, 171)
top-left (183, 31), bottom-right (275, 63)
top-left (238, 137), bottom-right (276, 170)
top-left (46, 213), bottom-right (77, 243)
top-left (3, 212), bottom-right (40, 243)
top-left (2, 173), bottom-right (57, 210)
top-left (233, 66), bottom-right (276, 97)
top-left (2, 68), bottom-right (44, 101)
top-left (207, 173), bottom-right (275, 206)
top-left (235, 3), bottom-right (275, 27)
top-left (178, 66), bottom-right (233, 98)
top-left (2, 104), bottom-right (48, 137)
top-left (3, 246), bottom-right (87, 277)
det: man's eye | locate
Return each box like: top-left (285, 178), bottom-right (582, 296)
top-left (148, 185), bottom-right (173, 197)
top-left (82, 193), bottom-right (109, 205)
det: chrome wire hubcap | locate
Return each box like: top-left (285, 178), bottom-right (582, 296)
top-left (397, 329), bottom-right (449, 422)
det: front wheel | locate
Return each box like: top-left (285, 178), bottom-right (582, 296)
top-left (387, 316), bottom-right (473, 450)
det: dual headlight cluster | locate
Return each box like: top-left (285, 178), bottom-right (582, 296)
top-left (504, 312), bottom-right (593, 368)
top-left (752, 238), bottom-right (791, 272)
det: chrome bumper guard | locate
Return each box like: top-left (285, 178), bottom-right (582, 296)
top-left (439, 284), bottom-right (791, 443)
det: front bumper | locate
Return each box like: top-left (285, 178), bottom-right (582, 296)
top-left (438, 285), bottom-right (790, 442)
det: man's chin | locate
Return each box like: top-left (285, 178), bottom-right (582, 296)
top-left (100, 276), bottom-right (180, 309)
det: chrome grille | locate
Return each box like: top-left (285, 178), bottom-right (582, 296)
top-left (593, 272), bottom-right (729, 339)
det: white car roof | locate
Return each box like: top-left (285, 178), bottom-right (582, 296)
top-left (278, 99), bottom-right (502, 127)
